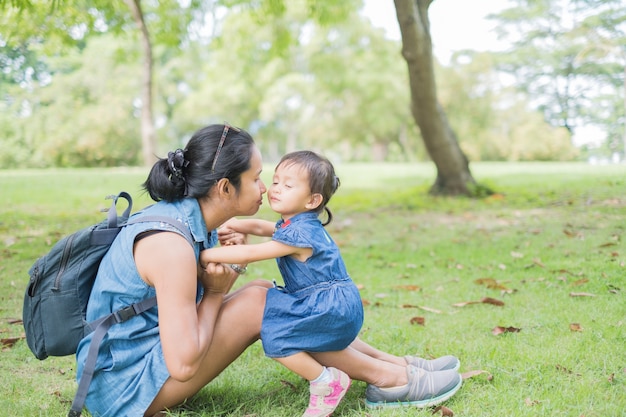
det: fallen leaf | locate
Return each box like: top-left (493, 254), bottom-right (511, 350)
top-left (410, 316), bottom-right (425, 326)
top-left (394, 285), bottom-right (421, 291)
top-left (452, 300), bottom-right (481, 307)
top-left (474, 278), bottom-right (510, 291)
top-left (599, 242), bottom-right (617, 247)
top-left (453, 298), bottom-right (504, 307)
top-left (571, 278), bottom-right (589, 286)
top-left (569, 323), bottom-right (583, 332)
top-left (481, 297), bottom-right (505, 306)
top-left (432, 405), bottom-right (454, 416)
top-left (416, 305), bottom-right (443, 314)
top-left (1, 335), bottom-right (24, 348)
top-left (569, 292), bottom-right (596, 297)
top-left (492, 326), bottom-right (521, 335)
top-left (461, 369), bottom-right (493, 381)
top-left (563, 229), bottom-right (576, 237)
top-left (608, 373), bottom-right (615, 383)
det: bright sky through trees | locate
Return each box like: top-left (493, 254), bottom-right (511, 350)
top-left (361, 0), bottom-right (510, 63)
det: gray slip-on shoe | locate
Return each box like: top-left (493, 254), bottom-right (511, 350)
top-left (404, 355), bottom-right (460, 372)
top-left (365, 365), bottom-right (462, 408)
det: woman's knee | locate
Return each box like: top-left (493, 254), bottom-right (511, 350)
top-left (224, 284), bottom-right (267, 329)
top-left (248, 278), bottom-right (274, 289)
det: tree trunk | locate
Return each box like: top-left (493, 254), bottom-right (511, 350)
top-left (394, 0), bottom-right (476, 195)
top-left (126, 0), bottom-right (157, 166)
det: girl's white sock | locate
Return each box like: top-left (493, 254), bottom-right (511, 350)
top-left (311, 366), bottom-right (332, 383)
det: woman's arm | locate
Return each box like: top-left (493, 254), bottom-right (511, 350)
top-left (134, 231), bottom-right (238, 382)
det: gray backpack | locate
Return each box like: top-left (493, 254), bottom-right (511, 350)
top-left (23, 191), bottom-right (193, 417)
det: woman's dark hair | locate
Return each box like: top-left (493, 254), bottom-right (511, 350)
top-left (143, 123), bottom-right (255, 202)
top-left (277, 150), bottom-right (340, 226)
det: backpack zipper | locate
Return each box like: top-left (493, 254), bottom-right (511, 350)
top-left (53, 233), bottom-right (76, 291)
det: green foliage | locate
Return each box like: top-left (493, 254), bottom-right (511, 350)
top-left (1, 0), bottom-right (616, 167)
top-left (488, 0), bottom-right (626, 154)
top-left (1, 163), bottom-right (625, 416)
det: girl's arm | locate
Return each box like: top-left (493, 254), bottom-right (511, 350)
top-left (201, 240), bottom-right (309, 267)
top-left (222, 218), bottom-right (275, 237)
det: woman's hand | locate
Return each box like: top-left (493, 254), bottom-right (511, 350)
top-left (200, 262), bottom-right (239, 294)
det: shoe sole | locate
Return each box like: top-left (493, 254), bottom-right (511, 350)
top-left (364, 377), bottom-right (462, 409)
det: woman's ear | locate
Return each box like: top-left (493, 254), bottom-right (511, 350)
top-left (215, 178), bottom-right (232, 198)
top-left (305, 193), bottom-right (323, 210)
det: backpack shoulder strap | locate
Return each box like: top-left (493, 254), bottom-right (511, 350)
top-left (126, 215), bottom-right (194, 246)
top-left (69, 215), bottom-right (194, 417)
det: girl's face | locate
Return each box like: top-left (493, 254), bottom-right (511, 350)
top-left (268, 162), bottom-right (320, 220)
top-left (233, 146), bottom-right (266, 216)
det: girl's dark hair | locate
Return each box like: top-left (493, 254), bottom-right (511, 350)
top-left (143, 124), bottom-right (255, 202)
top-left (277, 150), bottom-right (340, 226)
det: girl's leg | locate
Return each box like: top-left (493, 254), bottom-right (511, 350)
top-left (275, 352), bottom-right (324, 381)
top-left (348, 337), bottom-right (407, 366)
top-left (349, 337), bottom-right (460, 372)
top-left (145, 284), bottom-right (267, 416)
top-left (313, 343), bottom-right (462, 409)
top-left (311, 346), bottom-right (408, 388)
top-left (277, 353), bottom-right (350, 417)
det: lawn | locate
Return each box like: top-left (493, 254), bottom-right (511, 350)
top-left (1, 162), bottom-right (625, 416)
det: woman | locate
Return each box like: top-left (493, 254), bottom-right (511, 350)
top-left (75, 123), bottom-right (461, 417)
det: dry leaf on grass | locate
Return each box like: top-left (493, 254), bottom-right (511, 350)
top-left (453, 297), bottom-right (505, 307)
top-left (461, 369), bottom-right (493, 381)
top-left (492, 326), bottom-right (521, 335)
top-left (474, 278), bottom-right (511, 291)
top-left (569, 323), bottom-right (583, 332)
top-left (432, 405), bottom-right (454, 416)
top-left (393, 285), bottom-right (421, 291)
top-left (1, 335), bottom-right (25, 348)
top-left (569, 292), bottom-right (596, 297)
top-left (410, 316), bottom-right (425, 326)
top-left (401, 304), bottom-right (442, 314)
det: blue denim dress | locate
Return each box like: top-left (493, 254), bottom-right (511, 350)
top-left (75, 198), bottom-right (214, 417)
top-left (261, 212), bottom-right (364, 358)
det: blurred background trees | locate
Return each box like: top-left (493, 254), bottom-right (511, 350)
top-left (0, 0), bottom-right (623, 169)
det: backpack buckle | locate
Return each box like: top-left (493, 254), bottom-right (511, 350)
top-left (114, 305), bottom-right (138, 323)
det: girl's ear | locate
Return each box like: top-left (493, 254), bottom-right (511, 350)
top-left (305, 193), bottom-right (323, 210)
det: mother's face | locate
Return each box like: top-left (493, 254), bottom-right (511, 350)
top-left (233, 146), bottom-right (266, 216)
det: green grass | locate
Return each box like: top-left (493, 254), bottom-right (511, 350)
top-left (1, 162), bottom-right (625, 416)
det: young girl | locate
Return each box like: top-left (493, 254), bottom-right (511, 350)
top-left (201, 150), bottom-right (363, 417)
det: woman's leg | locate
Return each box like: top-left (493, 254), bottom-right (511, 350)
top-left (145, 283), bottom-right (268, 416)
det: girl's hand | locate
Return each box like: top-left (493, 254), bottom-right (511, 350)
top-left (218, 226), bottom-right (247, 246)
top-left (200, 262), bottom-right (238, 294)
